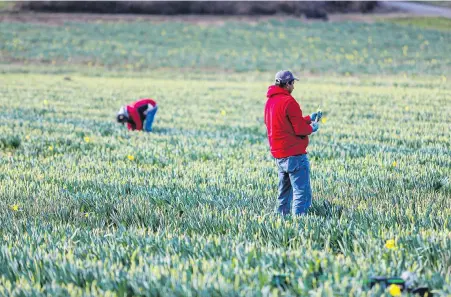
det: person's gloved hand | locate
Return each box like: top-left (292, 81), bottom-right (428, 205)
top-left (311, 122), bottom-right (319, 133)
top-left (143, 104), bottom-right (155, 116)
top-left (310, 111), bottom-right (323, 122)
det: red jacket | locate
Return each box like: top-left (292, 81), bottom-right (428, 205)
top-left (264, 86), bottom-right (313, 158)
top-left (126, 98), bottom-right (157, 131)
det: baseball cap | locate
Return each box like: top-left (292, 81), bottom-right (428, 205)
top-left (275, 70), bottom-right (299, 85)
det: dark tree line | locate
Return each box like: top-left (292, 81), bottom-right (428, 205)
top-left (17, 1), bottom-right (379, 20)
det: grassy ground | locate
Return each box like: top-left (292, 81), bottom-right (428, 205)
top-left (387, 16), bottom-right (451, 31)
top-left (1, 18), bottom-right (450, 75)
top-left (0, 15), bottom-right (450, 297)
top-left (0, 2), bottom-right (14, 11)
top-left (416, 1), bottom-right (451, 9)
top-left (1, 70), bottom-right (450, 296)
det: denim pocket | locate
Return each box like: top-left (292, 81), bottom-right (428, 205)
top-left (287, 156), bottom-right (300, 173)
top-left (287, 155), bottom-right (307, 173)
top-left (276, 157), bottom-right (287, 172)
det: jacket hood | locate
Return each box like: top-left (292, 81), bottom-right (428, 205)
top-left (267, 85), bottom-right (290, 98)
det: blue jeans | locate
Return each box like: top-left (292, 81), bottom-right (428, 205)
top-left (144, 106), bottom-right (158, 132)
top-left (276, 154), bottom-right (312, 216)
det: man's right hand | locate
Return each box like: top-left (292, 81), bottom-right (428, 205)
top-left (310, 111), bottom-right (322, 122)
top-left (311, 122), bottom-right (319, 133)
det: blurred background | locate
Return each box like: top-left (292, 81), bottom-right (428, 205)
top-left (1, 1), bottom-right (450, 76)
top-left (6, 1), bottom-right (381, 18)
top-left (2, 1), bottom-right (451, 21)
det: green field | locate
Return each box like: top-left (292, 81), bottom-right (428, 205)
top-left (1, 19), bottom-right (450, 75)
top-left (0, 16), bottom-right (451, 296)
top-left (387, 17), bottom-right (451, 32)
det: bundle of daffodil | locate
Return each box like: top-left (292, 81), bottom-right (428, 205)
top-left (388, 284), bottom-right (402, 296)
top-left (385, 239), bottom-right (397, 250)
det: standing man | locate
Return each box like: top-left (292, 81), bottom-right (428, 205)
top-left (116, 98), bottom-right (158, 132)
top-left (264, 70), bottom-right (321, 216)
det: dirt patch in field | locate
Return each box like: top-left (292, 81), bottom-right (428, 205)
top-left (4, 12), bottom-right (295, 26)
top-left (0, 10), bottom-right (414, 27)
